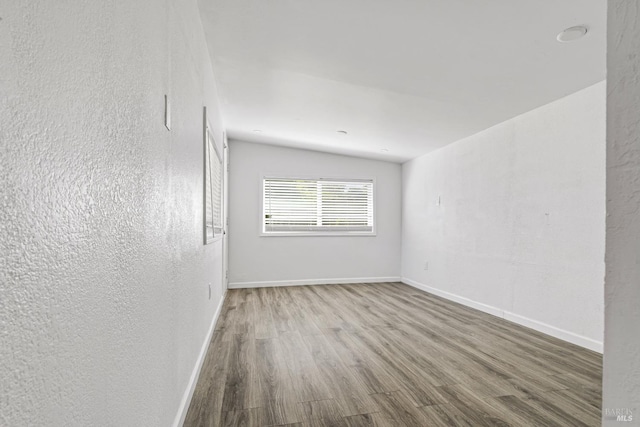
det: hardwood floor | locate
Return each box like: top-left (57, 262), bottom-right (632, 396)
top-left (184, 283), bottom-right (602, 426)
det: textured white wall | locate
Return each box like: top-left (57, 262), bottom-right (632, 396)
top-left (604, 2), bottom-right (640, 424)
top-left (228, 140), bottom-right (402, 286)
top-left (401, 82), bottom-right (605, 351)
top-left (0, 1), bottom-right (226, 426)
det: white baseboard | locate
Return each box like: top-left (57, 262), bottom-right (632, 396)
top-left (228, 276), bottom-right (401, 289)
top-left (401, 277), bottom-right (504, 317)
top-left (401, 277), bottom-right (603, 353)
top-left (502, 311), bottom-right (603, 353)
top-left (173, 290), bottom-right (227, 427)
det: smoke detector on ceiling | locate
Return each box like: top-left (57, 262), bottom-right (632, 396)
top-left (557, 26), bottom-right (588, 42)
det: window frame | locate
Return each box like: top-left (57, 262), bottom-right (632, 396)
top-left (259, 175), bottom-right (377, 237)
top-left (203, 107), bottom-right (224, 245)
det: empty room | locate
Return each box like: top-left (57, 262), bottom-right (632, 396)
top-left (2, 0), bottom-right (639, 426)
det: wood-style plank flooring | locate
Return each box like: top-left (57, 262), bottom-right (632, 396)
top-left (184, 283), bottom-right (602, 426)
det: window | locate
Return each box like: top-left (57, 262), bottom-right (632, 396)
top-left (204, 108), bottom-right (223, 244)
top-left (262, 177), bottom-right (375, 235)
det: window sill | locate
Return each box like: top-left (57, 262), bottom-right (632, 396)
top-left (260, 232), bottom-right (377, 237)
top-left (205, 235), bottom-right (224, 245)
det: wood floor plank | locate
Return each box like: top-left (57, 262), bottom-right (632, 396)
top-left (183, 331), bottom-right (230, 427)
top-left (370, 389), bottom-right (432, 426)
top-left (522, 394), bottom-right (593, 427)
top-left (342, 412), bottom-right (384, 427)
top-left (185, 283), bottom-right (602, 427)
top-left (542, 389), bottom-right (601, 424)
top-left (220, 406), bottom-right (274, 427)
top-left (267, 287), bottom-right (297, 334)
top-left (435, 385), bottom-right (513, 426)
top-left (500, 376), bottom-right (567, 401)
top-left (278, 286), bottom-right (324, 336)
top-left (376, 324), bottom-right (461, 387)
top-left (276, 330), bottom-right (333, 403)
top-left (301, 333), bottom-right (378, 416)
top-left (248, 337), bottom-right (300, 424)
top-left (321, 327), bottom-right (401, 395)
top-left (220, 333), bottom-right (255, 413)
top-left (350, 327), bottom-right (449, 407)
top-left (481, 395), bottom-right (563, 427)
top-left (384, 322), bottom-right (539, 399)
top-left (298, 399), bottom-right (347, 426)
top-left (417, 403), bottom-right (476, 427)
top-left (252, 288), bottom-right (278, 340)
top-left (326, 285), bottom-right (398, 329)
top-left (305, 285), bottom-right (360, 331)
top-left (381, 300), bottom-right (591, 400)
top-left (233, 288), bottom-right (254, 337)
top-left (549, 373), bottom-right (602, 408)
top-left (216, 291), bottom-right (240, 342)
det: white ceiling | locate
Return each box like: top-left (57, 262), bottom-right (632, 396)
top-left (199, 0), bottom-right (606, 163)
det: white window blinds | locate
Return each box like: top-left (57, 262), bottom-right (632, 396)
top-left (210, 146), bottom-right (223, 233)
top-left (205, 123), bottom-right (223, 243)
top-left (263, 178), bottom-right (374, 234)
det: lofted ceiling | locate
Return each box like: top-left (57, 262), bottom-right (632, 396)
top-left (199, 0), bottom-right (605, 163)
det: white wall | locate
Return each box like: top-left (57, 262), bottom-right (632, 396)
top-left (0, 1), bottom-right (226, 426)
top-left (604, 1), bottom-right (640, 424)
top-left (401, 82), bottom-right (605, 352)
top-left (228, 140), bottom-right (402, 287)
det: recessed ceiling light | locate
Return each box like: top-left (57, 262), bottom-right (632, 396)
top-left (557, 26), bottom-right (588, 43)
top-left (337, 130), bottom-right (348, 135)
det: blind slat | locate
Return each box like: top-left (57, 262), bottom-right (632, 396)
top-left (263, 178), bottom-right (374, 233)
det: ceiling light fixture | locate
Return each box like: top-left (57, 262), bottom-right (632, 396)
top-left (557, 26), bottom-right (588, 43)
top-left (337, 130), bottom-right (348, 135)
top-left (252, 129), bottom-right (262, 133)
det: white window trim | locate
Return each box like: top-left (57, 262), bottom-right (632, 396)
top-left (259, 175), bottom-right (377, 237)
top-left (204, 108), bottom-right (224, 245)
